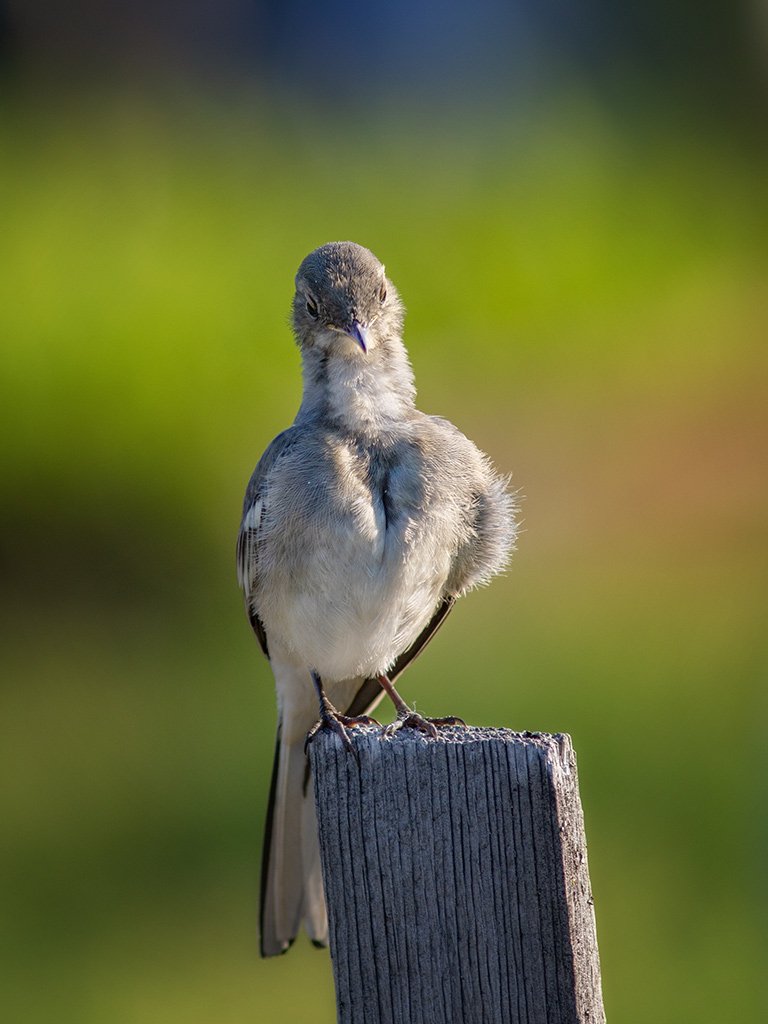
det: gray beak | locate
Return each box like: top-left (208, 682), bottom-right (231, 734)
top-left (346, 321), bottom-right (369, 354)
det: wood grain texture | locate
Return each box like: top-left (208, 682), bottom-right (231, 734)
top-left (308, 726), bottom-right (604, 1024)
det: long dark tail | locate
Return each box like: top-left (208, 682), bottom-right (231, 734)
top-left (260, 722), bottom-right (327, 956)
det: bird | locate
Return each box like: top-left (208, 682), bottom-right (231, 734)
top-left (236, 241), bottom-right (517, 956)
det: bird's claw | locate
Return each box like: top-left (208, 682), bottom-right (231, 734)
top-left (305, 709), bottom-right (380, 757)
top-left (383, 710), bottom-right (466, 738)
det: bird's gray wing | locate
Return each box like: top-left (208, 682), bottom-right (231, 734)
top-left (236, 427), bottom-right (297, 657)
top-left (344, 596), bottom-right (456, 717)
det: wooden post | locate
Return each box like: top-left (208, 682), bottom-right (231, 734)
top-left (308, 726), bottom-right (604, 1024)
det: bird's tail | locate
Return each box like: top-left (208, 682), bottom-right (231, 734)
top-left (260, 723), bottom-right (328, 956)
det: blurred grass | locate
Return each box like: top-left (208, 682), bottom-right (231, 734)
top-left (1, 95), bottom-right (766, 1022)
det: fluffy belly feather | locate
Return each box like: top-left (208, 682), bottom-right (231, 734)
top-left (261, 528), bottom-right (448, 681)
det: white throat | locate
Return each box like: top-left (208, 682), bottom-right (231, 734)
top-left (298, 335), bottom-right (416, 434)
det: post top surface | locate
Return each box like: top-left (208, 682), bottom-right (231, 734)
top-left (308, 724), bottom-right (575, 769)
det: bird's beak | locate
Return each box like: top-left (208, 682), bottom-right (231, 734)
top-left (345, 321), bottom-right (368, 354)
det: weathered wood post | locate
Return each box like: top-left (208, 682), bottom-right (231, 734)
top-left (308, 726), bottom-right (604, 1024)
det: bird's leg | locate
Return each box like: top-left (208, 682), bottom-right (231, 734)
top-left (378, 674), bottom-right (465, 738)
top-left (305, 671), bottom-right (380, 754)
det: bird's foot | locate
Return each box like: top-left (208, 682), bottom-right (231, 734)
top-left (383, 708), bottom-right (466, 739)
top-left (305, 703), bottom-right (379, 756)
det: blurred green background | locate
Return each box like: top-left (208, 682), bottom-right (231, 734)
top-left (1, 4), bottom-right (767, 1022)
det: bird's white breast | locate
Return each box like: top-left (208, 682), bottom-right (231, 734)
top-left (256, 447), bottom-right (450, 681)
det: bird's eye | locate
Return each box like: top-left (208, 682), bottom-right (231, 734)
top-left (379, 283), bottom-right (387, 304)
top-left (306, 297), bottom-right (319, 318)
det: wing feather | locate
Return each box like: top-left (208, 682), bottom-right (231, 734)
top-left (237, 428), bottom-right (297, 658)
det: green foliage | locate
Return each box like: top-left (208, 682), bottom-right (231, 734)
top-left (1, 97), bottom-right (766, 1022)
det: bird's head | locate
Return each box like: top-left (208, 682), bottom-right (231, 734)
top-left (292, 241), bottom-right (403, 357)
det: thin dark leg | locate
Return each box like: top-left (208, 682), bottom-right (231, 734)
top-left (305, 671), bottom-right (380, 755)
top-left (377, 674), bottom-right (466, 737)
